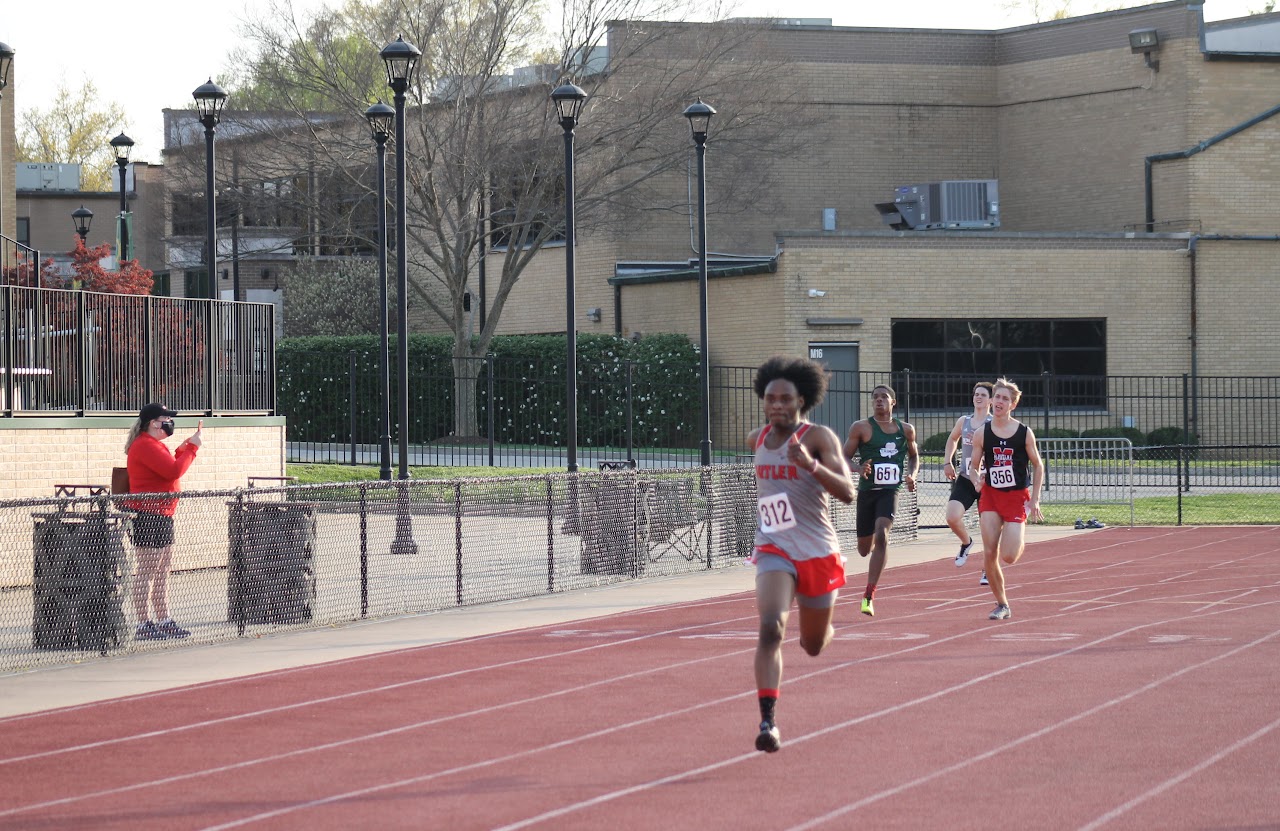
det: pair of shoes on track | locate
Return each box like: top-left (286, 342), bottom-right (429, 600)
top-left (756, 721), bottom-right (781, 753)
top-left (1076, 517), bottom-right (1106, 530)
top-left (955, 539), bottom-right (973, 567)
top-left (989, 604), bottom-right (1012, 620)
top-left (134, 620), bottom-right (191, 641)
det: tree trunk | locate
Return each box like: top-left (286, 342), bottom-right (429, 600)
top-left (452, 353), bottom-right (482, 439)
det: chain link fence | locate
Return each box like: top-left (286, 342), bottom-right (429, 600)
top-left (0, 466), bottom-right (929, 673)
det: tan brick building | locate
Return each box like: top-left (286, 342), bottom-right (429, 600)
top-left (493, 1), bottom-right (1280, 431)
top-left (133, 1), bottom-right (1279, 451)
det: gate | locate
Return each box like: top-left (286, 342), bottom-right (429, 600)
top-left (1038, 438), bottom-right (1135, 526)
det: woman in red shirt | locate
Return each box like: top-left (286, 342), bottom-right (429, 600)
top-left (123, 403), bottom-right (202, 640)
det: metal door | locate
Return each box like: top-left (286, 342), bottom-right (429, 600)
top-left (807, 342), bottom-right (860, 437)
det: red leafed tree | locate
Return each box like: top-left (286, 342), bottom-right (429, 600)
top-left (43, 240), bottom-right (154, 294)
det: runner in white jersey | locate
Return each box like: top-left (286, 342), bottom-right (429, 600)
top-left (747, 356), bottom-right (854, 754)
top-left (942, 381), bottom-right (994, 573)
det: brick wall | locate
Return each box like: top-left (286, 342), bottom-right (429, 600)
top-left (0, 418), bottom-right (286, 501)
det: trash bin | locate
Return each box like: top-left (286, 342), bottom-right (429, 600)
top-left (31, 490), bottom-right (129, 653)
top-left (579, 477), bottom-right (641, 576)
top-left (227, 495), bottom-right (317, 629)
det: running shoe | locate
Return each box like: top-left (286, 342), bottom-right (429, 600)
top-left (1075, 518), bottom-right (1086, 530)
top-left (989, 604), bottom-right (1011, 620)
top-left (955, 539), bottom-right (973, 567)
top-left (1086, 518), bottom-right (1106, 529)
top-left (861, 597), bottom-right (875, 617)
top-left (979, 571), bottom-right (989, 586)
top-left (755, 721), bottom-right (781, 753)
top-left (156, 620), bottom-right (191, 639)
top-left (134, 620), bottom-right (161, 641)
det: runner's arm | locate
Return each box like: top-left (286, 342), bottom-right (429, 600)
top-left (904, 422), bottom-right (920, 493)
top-left (967, 428), bottom-right (985, 490)
top-left (795, 426), bottom-right (855, 504)
top-left (1025, 428), bottom-right (1045, 521)
top-left (942, 417), bottom-right (964, 481)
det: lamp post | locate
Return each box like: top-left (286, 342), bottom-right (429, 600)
top-left (550, 82), bottom-right (587, 472)
top-left (193, 79), bottom-right (228, 301)
top-left (683, 99), bottom-right (715, 467)
top-left (381, 35), bottom-right (421, 557)
top-left (365, 101), bottom-right (395, 482)
top-left (72, 205), bottom-right (94, 242)
top-left (109, 132), bottom-right (134, 262)
top-left (0, 42), bottom-right (14, 240)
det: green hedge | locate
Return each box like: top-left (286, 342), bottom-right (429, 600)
top-left (275, 333), bottom-right (700, 449)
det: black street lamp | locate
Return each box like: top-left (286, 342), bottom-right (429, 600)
top-left (72, 205), bottom-right (94, 242)
top-left (381, 35), bottom-right (421, 557)
top-left (550, 82), bottom-right (587, 472)
top-left (683, 99), bottom-right (716, 467)
top-left (365, 100), bottom-right (395, 482)
top-left (193, 79), bottom-right (228, 301)
top-left (110, 132), bottom-right (134, 261)
top-left (0, 42), bottom-right (14, 239)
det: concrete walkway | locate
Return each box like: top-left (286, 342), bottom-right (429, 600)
top-left (0, 525), bottom-right (1082, 718)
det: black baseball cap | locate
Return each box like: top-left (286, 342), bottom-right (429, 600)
top-left (139, 403), bottom-right (178, 423)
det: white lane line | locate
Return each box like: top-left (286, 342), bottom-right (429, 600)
top-left (1075, 716), bottom-right (1280, 831)
top-left (0, 612), bottom-right (760, 766)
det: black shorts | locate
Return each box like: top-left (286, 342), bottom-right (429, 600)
top-left (856, 489), bottom-right (898, 538)
top-left (130, 512), bottom-right (175, 549)
top-left (948, 475), bottom-right (980, 510)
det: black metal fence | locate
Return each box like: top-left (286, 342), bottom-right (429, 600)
top-left (2, 285), bottom-right (276, 415)
top-left (285, 359), bottom-right (1280, 470)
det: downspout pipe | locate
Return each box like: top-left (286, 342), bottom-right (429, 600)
top-left (1181, 233), bottom-right (1280, 439)
top-left (1146, 102), bottom-right (1280, 231)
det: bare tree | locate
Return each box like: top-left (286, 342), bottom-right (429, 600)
top-left (200, 0), bottom-right (800, 437)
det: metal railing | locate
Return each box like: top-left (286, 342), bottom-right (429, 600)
top-left (2, 285), bottom-right (276, 415)
top-left (282, 359), bottom-right (1280, 470)
top-left (1, 234), bottom-right (40, 288)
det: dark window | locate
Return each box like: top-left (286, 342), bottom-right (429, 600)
top-left (488, 153), bottom-right (565, 251)
top-left (892, 318), bottom-right (1106, 409)
top-left (16, 217), bottom-right (30, 247)
top-left (172, 194), bottom-right (205, 236)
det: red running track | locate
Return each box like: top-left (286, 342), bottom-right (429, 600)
top-left (1, 526), bottom-right (1278, 830)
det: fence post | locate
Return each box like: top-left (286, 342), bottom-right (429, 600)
top-left (348, 351), bottom-right (357, 466)
top-left (901, 368), bottom-right (910, 422)
top-left (2, 287), bottom-right (11, 414)
top-left (76, 291), bottom-right (87, 413)
top-left (546, 477), bottom-right (555, 594)
top-left (486, 353), bottom-right (496, 467)
top-left (205, 300), bottom-right (216, 416)
top-left (359, 482), bottom-right (368, 618)
top-left (1176, 443), bottom-right (1184, 526)
top-left (231, 489), bottom-right (247, 636)
top-left (1182, 373), bottom-right (1191, 493)
top-left (143, 295), bottom-right (153, 403)
top-left (626, 359), bottom-right (635, 464)
top-left (1042, 370), bottom-right (1051, 435)
top-left (455, 482), bottom-right (464, 605)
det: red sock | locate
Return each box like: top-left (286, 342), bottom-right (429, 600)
top-left (865, 584), bottom-right (877, 600)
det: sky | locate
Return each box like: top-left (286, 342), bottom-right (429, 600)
top-left (0, 0), bottom-right (1265, 164)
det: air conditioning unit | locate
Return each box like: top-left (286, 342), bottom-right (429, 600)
top-left (875, 180), bottom-right (999, 230)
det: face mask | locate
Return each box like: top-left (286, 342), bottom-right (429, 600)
top-left (159, 420), bottom-right (175, 437)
